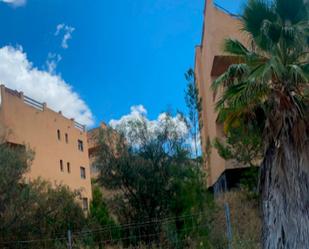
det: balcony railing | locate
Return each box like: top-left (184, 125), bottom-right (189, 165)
top-left (74, 121), bottom-right (86, 132)
top-left (4, 86), bottom-right (87, 132)
top-left (23, 95), bottom-right (44, 111)
top-left (5, 88), bottom-right (22, 98)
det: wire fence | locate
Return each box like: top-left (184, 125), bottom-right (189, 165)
top-left (0, 212), bottom-right (211, 249)
top-left (0, 196), bottom-right (262, 249)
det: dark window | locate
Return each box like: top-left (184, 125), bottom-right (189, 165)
top-left (82, 198), bottom-right (88, 211)
top-left (65, 133), bottom-right (69, 143)
top-left (60, 160), bottom-right (63, 172)
top-left (57, 129), bottom-right (61, 140)
top-left (80, 167), bottom-right (86, 179)
top-left (67, 162), bottom-right (71, 173)
top-left (78, 140), bottom-right (84, 152)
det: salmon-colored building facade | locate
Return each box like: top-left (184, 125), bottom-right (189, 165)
top-left (195, 0), bottom-right (249, 189)
top-left (0, 85), bottom-right (92, 209)
top-left (87, 122), bottom-right (108, 178)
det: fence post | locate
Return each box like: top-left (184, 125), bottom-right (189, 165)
top-left (224, 203), bottom-right (233, 249)
top-left (67, 230), bottom-right (73, 249)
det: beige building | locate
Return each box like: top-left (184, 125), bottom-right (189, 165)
top-left (87, 122), bottom-right (108, 178)
top-left (195, 0), bottom-right (249, 189)
top-left (88, 122), bottom-right (122, 199)
top-left (0, 85), bottom-right (92, 209)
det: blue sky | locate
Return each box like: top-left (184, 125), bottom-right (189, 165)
top-left (0, 0), bottom-right (244, 127)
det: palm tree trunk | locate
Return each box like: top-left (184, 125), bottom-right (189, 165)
top-left (260, 141), bottom-right (309, 249)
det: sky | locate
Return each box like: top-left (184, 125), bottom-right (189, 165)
top-left (0, 0), bottom-right (244, 128)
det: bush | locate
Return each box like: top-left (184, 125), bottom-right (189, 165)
top-left (0, 143), bottom-right (86, 248)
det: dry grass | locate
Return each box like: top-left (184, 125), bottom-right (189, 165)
top-left (209, 190), bottom-right (261, 249)
top-left (71, 191), bottom-right (261, 249)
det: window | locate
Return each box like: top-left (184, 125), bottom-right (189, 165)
top-left (78, 140), bottom-right (84, 152)
top-left (60, 160), bottom-right (63, 172)
top-left (80, 167), bottom-right (86, 179)
top-left (65, 133), bottom-right (69, 143)
top-left (82, 198), bottom-right (88, 211)
top-left (57, 129), bottom-right (61, 140)
top-left (67, 162), bottom-right (71, 173)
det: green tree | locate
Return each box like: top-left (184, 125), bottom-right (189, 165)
top-left (88, 185), bottom-right (120, 248)
top-left (0, 143), bottom-right (33, 242)
top-left (213, 122), bottom-right (263, 191)
top-left (89, 186), bottom-right (116, 228)
top-left (212, 0), bottom-right (309, 248)
top-left (94, 114), bottom-right (212, 246)
top-left (214, 125), bottom-right (262, 168)
top-left (185, 68), bottom-right (203, 159)
top-left (0, 143), bottom-right (86, 248)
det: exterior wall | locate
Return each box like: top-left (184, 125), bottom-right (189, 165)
top-left (195, 0), bottom-right (248, 187)
top-left (0, 85), bottom-right (92, 205)
top-left (87, 123), bottom-right (119, 177)
top-left (87, 123), bottom-right (120, 199)
top-left (87, 122), bottom-right (108, 179)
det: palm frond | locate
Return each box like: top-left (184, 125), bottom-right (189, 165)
top-left (300, 63), bottom-right (309, 75)
top-left (288, 64), bottom-right (309, 86)
top-left (212, 63), bottom-right (250, 97)
top-left (247, 55), bottom-right (285, 84)
top-left (242, 0), bottom-right (276, 42)
top-left (260, 19), bottom-right (281, 44)
top-left (224, 39), bottom-right (250, 56)
top-left (275, 0), bottom-right (309, 24)
top-left (215, 80), bottom-right (269, 114)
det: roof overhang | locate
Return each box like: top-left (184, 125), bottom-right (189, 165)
top-left (211, 55), bottom-right (240, 77)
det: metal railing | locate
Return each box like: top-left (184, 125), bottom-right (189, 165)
top-left (4, 86), bottom-right (87, 132)
top-left (23, 95), bottom-right (44, 111)
top-left (5, 88), bottom-right (22, 98)
top-left (74, 121), bottom-right (86, 132)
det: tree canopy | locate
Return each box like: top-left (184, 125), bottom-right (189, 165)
top-left (94, 114), bottom-right (213, 246)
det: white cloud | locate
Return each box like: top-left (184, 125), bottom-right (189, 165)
top-left (0, 46), bottom-right (94, 126)
top-left (110, 105), bottom-right (202, 156)
top-left (1, 0), bottom-right (26, 7)
top-left (109, 105), bottom-right (147, 127)
top-left (55, 24), bottom-right (65, 36)
top-left (45, 53), bottom-right (62, 74)
top-left (54, 24), bottom-right (75, 49)
top-left (109, 105), bottom-right (189, 142)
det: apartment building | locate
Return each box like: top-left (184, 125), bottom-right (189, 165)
top-left (194, 0), bottom-right (251, 190)
top-left (87, 122), bottom-right (122, 199)
top-left (88, 122), bottom-right (120, 176)
top-left (0, 85), bottom-right (92, 209)
top-left (87, 122), bottom-right (108, 178)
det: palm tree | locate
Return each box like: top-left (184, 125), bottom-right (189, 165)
top-left (212, 0), bottom-right (309, 248)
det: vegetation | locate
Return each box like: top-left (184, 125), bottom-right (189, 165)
top-left (94, 114), bottom-right (214, 247)
top-left (87, 185), bottom-right (120, 248)
top-left (213, 123), bottom-right (263, 169)
top-left (185, 68), bottom-right (203, 159)
top-left (209, 190), bottom-right (261, 249)
top-left (0, 112), bottom-right (262, 249)
top-left (213, 123), bottom-right (262, 192)
top-left (0, 143), bottom-right (86, 248)
top-left (89, 186), bottom-right (117, 229)
top-left (212, 0), bottom-right (309, 248)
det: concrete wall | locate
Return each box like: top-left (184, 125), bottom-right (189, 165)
top-left (0, 85), bottom-right (92, 205)
top-left (195, 0), bottom-right (248, 187)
